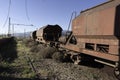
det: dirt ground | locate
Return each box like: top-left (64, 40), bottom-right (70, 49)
top-left (31, 59), bottom-right (117, 80)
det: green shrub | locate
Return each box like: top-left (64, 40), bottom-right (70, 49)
top-left (52, 51), bottom-right (64, 62)
top-left (38, 46), bottom-right (57, 59)
top-left (28, 41), bottom-right (38, 47)
top-left (30, 46), bottom-right (39, 53)
top-left (30, 44), bottom-right (45, 53)
top-left (23, 39), bottom-right (38, 47)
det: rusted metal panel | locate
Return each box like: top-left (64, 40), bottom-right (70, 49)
top-left (72, 15), bottom-right (85, 35)
top-left (109, 45), bottom-right (119, 55)
top-left (72, 0), bottom-right (120, 36)
top-left (61, 43), bottom-right (119, 61)
top-left (73, 7), bottom-right (116, 35)
top-left (82, 49), bottom-right (119, 62)
top-left (61, 44), bottom-right (80, 52)
top-left (75, 35), bottom-right (119, 55)
top-left (99, 7), bottom-right (115, 35)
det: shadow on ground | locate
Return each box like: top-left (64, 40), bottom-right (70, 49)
top-left (79, 60), bottom-right (104, 68)
top-left (0, 37), bottom-right (18, 62)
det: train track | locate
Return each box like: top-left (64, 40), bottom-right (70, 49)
top-left (23, 51), bottom-right (41, 79)
top-left (23, 50), bottom-right (56, 80)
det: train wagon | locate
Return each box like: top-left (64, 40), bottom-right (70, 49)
top-left (33, 24), bottom-right (62, 45)
top-left (59, 0), bottom-right (120, 79)
top-left (31, 30), bottom-right (37, 41)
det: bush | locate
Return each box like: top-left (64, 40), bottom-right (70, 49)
top-left (0, 37), bottom-right (17, 62)
top-left (52, 51), bottom-right (64, 62)
top-left (17, 38), bottom-right (23, 41)
top-left (30, 46), bottom-right (38, 53)
top-left (30, 44), bottom-right (45, 53)
top-left (28, 41), bottom-right (38, 47)
top-left (38, 46), bottom-right (57, 59)
top-left (23, 39), bottom-right (38, 47)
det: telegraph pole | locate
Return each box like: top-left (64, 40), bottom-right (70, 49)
top-left (24, 29), bottom-right (26, 38)
top-left (8, 17), bottom-right (11, 37)
top-left (12, 24), bottom-right (14, 36)
top-left (7, 17), bottom-right (34, 37)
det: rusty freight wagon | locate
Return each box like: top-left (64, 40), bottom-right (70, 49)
top-left (33, 24), bottom-right (62, 45)
top-left (59, 0), bottom-right (120, 79)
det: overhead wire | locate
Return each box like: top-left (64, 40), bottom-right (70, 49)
top-left (2, 0), bottom-right (11, 28)
top-left (25, 0), bottom-right (37, 29)
top-left (25, 0), bottom-right (30, 21)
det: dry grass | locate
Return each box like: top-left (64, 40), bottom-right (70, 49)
top-left (0, 38), bottom-right (36, 79)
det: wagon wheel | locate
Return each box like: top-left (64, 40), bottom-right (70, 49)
top-left (71, 55), bottom-right (81, 65)
top-left (114, 67), bottom-right (120, 79)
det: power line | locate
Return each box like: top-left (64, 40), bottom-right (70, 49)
top-left (11, 23), bottom-right (33, 26)
top-left (25, 0), bottom-right (36, 29)
top-left (2, 0), bottom-right (11, 28)
top-left (25, 0), bottom-right (30, 21)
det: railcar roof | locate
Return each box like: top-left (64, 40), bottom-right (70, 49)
top-left (39, 24), bottom-right (62, 29)
top-left (80, 0), bottom-right (113, 13)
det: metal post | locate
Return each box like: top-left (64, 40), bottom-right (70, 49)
top-left (8, 17), bottom-right (11, 37)
top-left (24, 29), bottom-right (26, 38)
top-left (12, 24), bottom-right (14, 36)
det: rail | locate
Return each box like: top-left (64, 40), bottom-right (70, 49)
top-left (23, 51), bottom-right (41, 79)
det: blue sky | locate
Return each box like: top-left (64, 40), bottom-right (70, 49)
top-left (0, 0), bottom-right (107, 34)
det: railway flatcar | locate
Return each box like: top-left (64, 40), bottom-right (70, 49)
top-left (59, 0), bottom-right (120, 79)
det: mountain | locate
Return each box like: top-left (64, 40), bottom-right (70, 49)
top-left (13, 32), bottom-right (31, 38)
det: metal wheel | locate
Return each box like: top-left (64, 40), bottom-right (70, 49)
top-left (114, 67), bottom-right (120, 79)
top-left (71, 55), bottom-right (81, 65)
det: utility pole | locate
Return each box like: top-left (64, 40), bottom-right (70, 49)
top-left (8, 17), bottom-right (11, 37)
top-left (24, 29), bottom-right (26, 38)
top-left (12, 24), bottom-right (14, 36)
